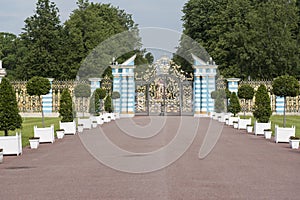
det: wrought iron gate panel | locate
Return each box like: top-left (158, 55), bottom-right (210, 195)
top-left (135, 56), bottom-right (193, 116)
top-left (181, 81), bottom-right (193, 115)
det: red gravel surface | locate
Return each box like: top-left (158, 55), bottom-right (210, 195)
top-left (0, 116), bottom-right (299, 200)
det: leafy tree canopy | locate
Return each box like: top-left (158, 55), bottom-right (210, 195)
top-left (272, 75), bottom-right (300, 97)
top-left (26, 76), bottom-right (51, 96)
top-left (74, 83), bottom-right (91, 98)
top-left (238, 84), bottom-right (254, 100)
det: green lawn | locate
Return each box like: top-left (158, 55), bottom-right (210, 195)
top-left (0, 117), bottom-right (61, 147)
top-left (270, 115), bottom-right (300, 137)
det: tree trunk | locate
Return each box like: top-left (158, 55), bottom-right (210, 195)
top-left (40, 96), bottom-right (45, 128)
top-left (243, 99), bottom-right (246, 117)
top-left (4, 130), bottom-right (8, 136)
top-left (283, 96), bottom-right (286, 127)
top-left (82, 97), bottom-right (84, 118)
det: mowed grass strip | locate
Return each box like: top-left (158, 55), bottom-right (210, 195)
top-left (0, 117), bottom-right (61, 147)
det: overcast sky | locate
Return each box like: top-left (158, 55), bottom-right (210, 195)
top-left (0, 0), bottom-right (186, 35)
top-left (0, 0), bottom-right (188, 58)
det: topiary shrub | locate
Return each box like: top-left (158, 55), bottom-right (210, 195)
top-left (211, 89), bottom-right (226, 113)
top-left (227, 92), bottom-right (241, 116)
top-left (111, 91), bottom-right (120, 112)
top-left (272, 75), bottom-right (300, 127)
top-left (104, 95), bottom-right (112, 113)
top-left (59, 89), bottom-right (73, 122)
top-left (253, 84), bottom-right (272, 123)
top-left (0, 78), bottom-right (22, 136)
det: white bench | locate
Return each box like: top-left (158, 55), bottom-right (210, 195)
top-left (34, 125), bottom-right (55, 143)
top-left (78, 118), bottom-right (92, 129)
top-left (275, 125), bottom-right (295, 143)
top-left (238, 118), bottom-right (251, 129)
top-left (0, 133), bottom-right (22, 155)
top-left (59, 121), bottom-right (76, 135)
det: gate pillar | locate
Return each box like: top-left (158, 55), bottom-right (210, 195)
top-left (111, 55), bottom-right (136, 118)
top-left (192, 54), bottom-right (217, 117)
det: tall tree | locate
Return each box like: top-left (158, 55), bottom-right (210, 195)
top-left (63, 0), bottom-right (139, 79)
top-left (246, 0), bottom-right (300, 79)
top-left (180, 0), bottom-right (300, 79)
top-left (16, 0), bottom-right (63, 79)
top-left (0, 32), bottom-right (18, 78)
top-left (0, 78), bottom-right (22, 136)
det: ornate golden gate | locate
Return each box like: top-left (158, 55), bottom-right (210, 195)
top-left (135, 57), bottom-right (193, 116)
